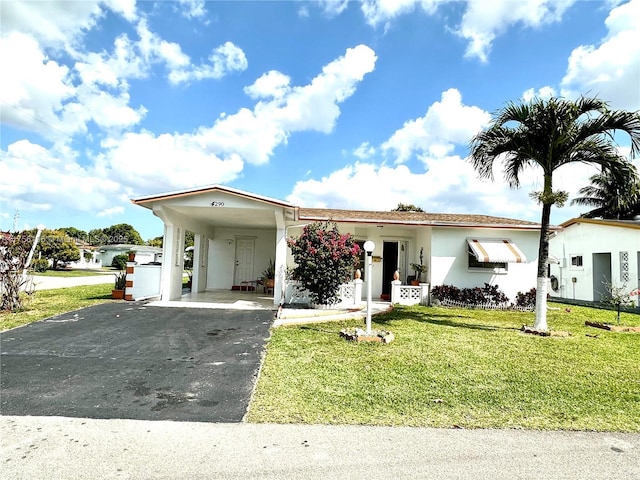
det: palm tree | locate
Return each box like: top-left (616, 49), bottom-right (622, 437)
top-left (469, 96), bottom-right (640, 331)
top-left (571, 163), bottom-right (640, 219)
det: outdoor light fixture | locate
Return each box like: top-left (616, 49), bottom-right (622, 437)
top-left (363, 240), bottom-right (375, 334)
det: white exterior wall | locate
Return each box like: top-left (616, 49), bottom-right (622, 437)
top-left (430, 227), bottom-right (540, 301)
top-left (207, 228), bottom-right (277, 290)
top-left (549, 222), bottom-right (640, 302)
top-left (127, 264), bottom-right (162, 300)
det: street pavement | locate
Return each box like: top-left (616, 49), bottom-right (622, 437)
top-left (29, 273), bottom-right (114, 290)
top-left (1, 415), bottom-right (638, 479)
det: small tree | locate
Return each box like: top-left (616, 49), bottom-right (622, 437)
top-left (37, 230), bottom-right (80, 269)
top-left (111, 254), bottom-right (128, 270)
top-left (287, 221), bottom-right (361, 305)
top-left (601, 280), bottom-right (636, 324)
top-left (0, 232), bottom-right (36, 312)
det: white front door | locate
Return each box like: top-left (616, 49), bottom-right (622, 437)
top-left (234, 238), bottom-right (255, 284)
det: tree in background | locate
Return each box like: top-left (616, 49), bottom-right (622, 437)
top-left (469, 96), bottom-right (640, 331)
top-left (147, 236), bottom-right (163, 247)
top-left (37, 230), bottom-right (80, 269)
top-left (87, 228), bottom-right (109, 246)
top-left (392, 203), bottom-right (424, 212)
top-left (58, 227), bottom-right (88, 242)
top-left (571, 163), bottom-right (640, 219)
top-left (287, 221), bottom-right (361, 305)
top-left (102, 224), bottom-right (144, 245)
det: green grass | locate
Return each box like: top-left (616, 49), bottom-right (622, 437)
top-left (0, 283), bottom-right (113, 331)
top-left (34, 269), bottom-right (112, 277)
top-left (248, 303), bottom-right (640, 432)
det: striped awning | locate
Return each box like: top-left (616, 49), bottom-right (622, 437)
top-left (467, 238), bottom-right (527, 263)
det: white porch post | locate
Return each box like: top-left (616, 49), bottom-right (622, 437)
top-left (391, 279), bottom-right (401, 304)
top-left (274, 210), bottom-right (287, 306)
top-left (160, 224), bottom-right (185, 301)
top-left (192, 233), bottom-right (208, 293)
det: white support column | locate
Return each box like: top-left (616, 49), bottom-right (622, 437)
top-left (192, 233), bottom-right (208, 293)
top-left (274, 210), bottom-right (287, 305)
top-left (391, 280), bottom-right (402, 304)
top-left (419, 283), bottom-right (430, 306)
top-left (353, 278), bottom-right (363, 304)
top-left (160, 224), bottom-right (185, 301)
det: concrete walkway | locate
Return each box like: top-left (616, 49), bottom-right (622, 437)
top-left (1, 415), bottom-right (638, 479)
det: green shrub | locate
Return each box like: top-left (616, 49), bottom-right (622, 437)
top-left (31, 258), bottom-right (49, 273)
top-left (111, 254), bottom-right (128, 270)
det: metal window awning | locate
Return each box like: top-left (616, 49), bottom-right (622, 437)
top-left (467, 238), bottom-right (527, 263)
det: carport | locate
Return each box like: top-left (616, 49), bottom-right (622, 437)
top-left (132, 185), bottom-right (298, 305)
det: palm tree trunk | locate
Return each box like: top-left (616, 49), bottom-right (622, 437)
top-left (534, 180), bottom-right (553, 331)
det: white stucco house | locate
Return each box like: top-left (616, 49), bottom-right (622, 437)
top-left (549, 217), bottom-right (640, 305)
top-left (98, 244), bottom-right (162, 267)
top-left (131, 185), bottom-right (546, 305)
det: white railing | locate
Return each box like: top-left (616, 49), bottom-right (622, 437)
top-left (390, 280), bottom-right (429, 306)
top-left (284, 280), bottom-right (362, 307)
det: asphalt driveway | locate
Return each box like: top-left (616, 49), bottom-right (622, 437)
top-left (0, 302), bottom-right (273, 422)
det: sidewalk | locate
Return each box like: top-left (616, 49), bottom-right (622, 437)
top-left (28, 273), bottom-right (114, 291)
top-left (2, 415), bottom-right (638, 480)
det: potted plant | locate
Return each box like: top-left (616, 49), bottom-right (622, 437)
top-left (410, 263), bottom-right (427, 285)
top-left (127, 250), bottom-right (136, 262)
top-left (262, 258), bottom-right (275, 290)
top-left (112, 271), bottom-right (126, 299)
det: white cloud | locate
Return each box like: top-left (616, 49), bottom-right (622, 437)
top-left (522, 86), bottom-right (557, 102)
top-left (100, 131), bottom-right (245, 193)
top-left (0, 1), bottom-right (137, 50)
top-left (317, 0), bottom-right (350, 17)
top-left (382, 88), bottom-right (490, 164)
top-left (0, 140), bottom-right (125, 213)
top-left (103, 0), bottom-right (138, 22)
top-left (360, 0), bottom-right (439, 29)
top-left (178, 0), bottom-right (207, 19)
top-left (353, 0), bottom-right (577, 62)
top-left (169, 41), bottom-right (248, 84)
top-left (97, 206), bottom-right (125, 217)
top-left (286, 154), bottom-right (606, 224)
top-left (561, 0), bottom-right (640, 111)
top-left (136, 19), bottom-right (191, 70)
top-left (456, 0), bottom-right (576, 62)
top-left (244, 71), bottom-right (292, 99)
top-left (0, 33), bottom-right (75, 137)
top-left (195, 44), bottom-right (377, 165)
top-left (353, 142), bottom-right (376, 159)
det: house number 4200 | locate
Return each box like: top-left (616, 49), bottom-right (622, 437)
top-left (211, 201), bottom-right (224, 207)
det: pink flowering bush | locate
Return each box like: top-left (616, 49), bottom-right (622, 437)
top-left (287, 221), bottom-right (361, 305)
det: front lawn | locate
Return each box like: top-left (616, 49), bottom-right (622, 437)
top-left (248, 304), bottom-right (640, 432)
top-left (0, 284), bottom-right (113, 331)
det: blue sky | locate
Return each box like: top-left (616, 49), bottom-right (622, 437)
top-left (1, 0), bottom-right (639, 240)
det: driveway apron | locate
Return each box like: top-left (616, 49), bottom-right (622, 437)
top-left (0, 302), bottom-right (273, 422)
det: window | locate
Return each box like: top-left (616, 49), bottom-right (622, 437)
top-left (570, 255), bottom-right (583, 268)
top-left (467, 249), bottom-right (507, 271)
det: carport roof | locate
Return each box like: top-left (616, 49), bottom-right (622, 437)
top-left (131, 185), bottom-right (548, 230)
top-left (131, 184), bottom-right (296, 209)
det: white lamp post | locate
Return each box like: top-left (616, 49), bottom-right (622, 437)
top-left (363, 240), bottom-right (375, 334)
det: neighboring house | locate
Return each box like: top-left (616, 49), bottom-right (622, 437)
top-left (132, 185), bottom-right (546, 305)
top-left (98, 244), bottom-right (162, 267)
top-left (549, 218), bottom-right (640, 304)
